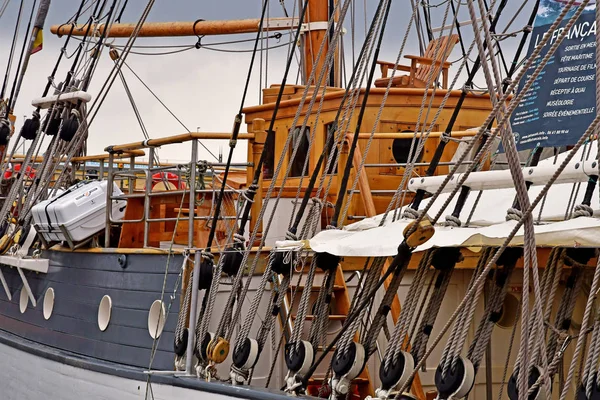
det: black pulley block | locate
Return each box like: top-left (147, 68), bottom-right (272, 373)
top-left (59, 113), bottom-right (79, 142)
top-left (576, 373), bottom-right (600, 400)
top-left (198, 257), bottom-right (214, 290)
top-left (565, 247), bottom-right (596, 266)
top-left (315, 252), bottom-right (340, 272)
top-left (496, 247), bottom-right (523, 267)
top-left (174, 328), bottom-right (188, 356)
top-left (435, 357), bottom-right (472, 398)
top-left (0, 121), bottom-right (10, 145)
top-left (198, 332), bottom-right (212, 361)
top-left (332, 342), bottom-right (363, 377)
top-left (271, 250), bottom-right (296, 275)
top-left (507, 366), bottom-right (543, 400)
top-left (285, 341), bottom-right (308, 372)
top-left (45, 114), bottom-right (61, 136)
top-left (20, 115), bottom-right (40, 140)
top-left (380, 352), bottom-right (413, 390)
top-left (221, 247), bottom-right (243, 276)
top-left (233, 337), bottom-right (252, 368)
top-left (397, 394), bottom-right (418, 400)
top-left (431, 247), bottom-right (462, 271)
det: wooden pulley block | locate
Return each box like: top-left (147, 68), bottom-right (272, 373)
top-left (209, 337), bottom-right (230, 364)
top-left (403, 218), bottom-right (435, 248)
top-left (12, 227), bottom-right (22, 245)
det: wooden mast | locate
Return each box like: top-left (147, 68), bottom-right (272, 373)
top-left (303, 0), bottom-right (329, 85)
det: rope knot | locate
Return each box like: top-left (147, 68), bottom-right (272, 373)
top-left (402, 207), bottom-right (421, 220)
top-left (230, 364), bottom-right (250, 382)
top-left (242, 184), bottom-right (258, 203)
top-left (233, 233), bottom-right (246, 247)
top-left (505, 207), bottom-right (523, 221)
top-left (285, 231), bottom-right (298, 241)
top-left (573, 204), bottom-right (594, 219)
top-left (444, 214), bottom-right (462, 227)
top-left (201, 251), bottom-right (215, 261)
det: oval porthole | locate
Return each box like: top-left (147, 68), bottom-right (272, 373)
top-left (43, 288), bottom-right (55, 320)
top-left (148, 300), bottom-right (166, 339)
top-left (495, 292), bottom-right (519, 329)
top-left (98, 295), bottom-right (112, 331)
top-left (19, 287), bottom-right (28, 314)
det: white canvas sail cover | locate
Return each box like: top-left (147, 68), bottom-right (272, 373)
top-left (309, 144), bottom-right (600, 257)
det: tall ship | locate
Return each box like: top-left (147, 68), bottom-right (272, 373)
top-left (1, 0), bottom-right (600, 399)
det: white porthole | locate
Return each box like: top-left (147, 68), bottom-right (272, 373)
top-left (43, 288), bottom-right (55, 320)
top-left (148, 300), bottom-right (166, 339)
top-left (19, 287), bottom-right (28, 313)
top-left (98, 295), bottom-right (112, 331)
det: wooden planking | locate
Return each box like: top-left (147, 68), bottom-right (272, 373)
top-left (0, 273), bottom-right (178, 333)
top-left (0, 250), bottom-right (186, 371)
top-left (47, 251), bottom-right (186, 274)
top-left (0, 314), bottom-right (174, 369)
top-left (25, 292), bottom-right (177, 333)
top-left (19, 264), bottom-right (182, 293)
top-left (0, 298), bottom-right (175, 353)
top-left (3, 273), bottom-right (181, 313)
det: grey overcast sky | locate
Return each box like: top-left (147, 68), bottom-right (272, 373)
top-left (0, 0), bottom-right (533, 163)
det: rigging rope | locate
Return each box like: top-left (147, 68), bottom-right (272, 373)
top-left (0, 0), bottom-right (24, 101)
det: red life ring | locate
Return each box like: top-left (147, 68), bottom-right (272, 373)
top-left (150, 172), bottom-right (186, 190)
top-left (4, 164), bottom-right (36, 180)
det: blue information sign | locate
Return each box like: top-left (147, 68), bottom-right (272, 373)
top-left (510, 0), bottom-right (597, 151)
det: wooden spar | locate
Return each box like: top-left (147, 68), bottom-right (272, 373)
top-left (50, 18), bottom-right (300, 38)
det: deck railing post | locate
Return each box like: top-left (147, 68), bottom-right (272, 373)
top-left (185, 249), bottom-right (202, 374)
top-left (129, 155), bottom-right (135, 194)
top-left (143, 147), bottom-right (155, 248)
top-left (104, 152), bottom-right (114, 248)
top-left (250, 119), bottom-right (266, 243)
top-left (99, 159), bottom-right (105, 181)
top-left (188, 140), bottom-right (198, 248)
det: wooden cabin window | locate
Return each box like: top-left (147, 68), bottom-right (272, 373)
top-left (289, 126), bottom-right (310, 177)
top-left (263, 130), bottom-right (275, 180)
top-left (324, 123), bottom-right (339, 175)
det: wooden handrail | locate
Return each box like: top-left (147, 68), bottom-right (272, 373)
top-left (357, 130), bottom-right (483, 140)
top-left (104, 132), bottom-right (255, 153)
top-left (103, 129), bottom-right (480, 154)
top-left (7, 150), bottom-right (145, 163)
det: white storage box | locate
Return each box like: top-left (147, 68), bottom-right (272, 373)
top-left (32, 180), bottom-right (126, 243)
